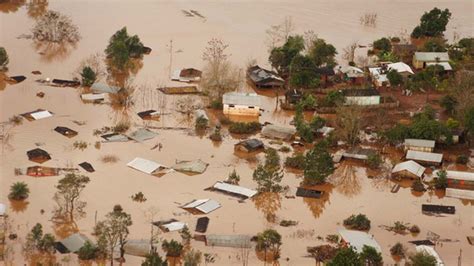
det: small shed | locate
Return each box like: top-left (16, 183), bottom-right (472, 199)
top-left (342, 148), bottom-right (376, 161)
top-left (208, 181), bottom-right (258, 199)
top-left (391, 160), bottom-right (426, 179)
top-left (342, 89), bottom-right (381, 106)
top-left (171, 68), bottom-right (202, 82)
top-left (91, 83), bottom-right (120, 94)
top-left (223, 92), bottom-right (261, 116)
top-left (127, 128), bottom-right (158, 142)
top-left (127, 157), bottom-right (168, 176)
top-left (195, 109), bottom-right (209, 122)
top-left (181, 199), bottom-right (221, 214)
top-left (27, 148), bottom-right (51, 164)
top-left (78, 162), bottom-right (95, 173)
top-left (137, 110), bottom-right (160, 120)
top-left (206, 235), bottom-right (252, 248)
top-left (172, 159), bottom-right (209, 175)
top-left (153, 219), bottom-right (187, 232)
top-left (56, 233), bottom-right (90, 253)
top-left (21, 109), bottom-right (53, 121)
top-left (406, 150), bottom-right (443, 166)
top-left (247, 65), bottom-right (284, 88)
top-left (445, 188), bottom-right (474, 200)
top-left (413, 52), bottom-right (450, 69)
top-left (54, 126), bottom-right (78, 138)
top-left (195, 217), bottom-right (210, 233)
top-left (81, 93), bottom-right (106, 101)
top-left (261, 124), bottom-right (296, 140)
top-left (123, 239), bottom-right (154, 258)
top-left (234, 139), bottom-right (264, 153)
top-left (434, 170), bottom-right (474, 190)
top-left (101, 133), bottom-right (129, 142)
top-left (296, 187), bottom-right (324, 199)
top-left (404, 139), bottom-right (435, 152)
top-left (338, 229), bottom-right (381, 253)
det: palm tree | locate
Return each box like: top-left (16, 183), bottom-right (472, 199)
top-left (9, 182), bottom-right (30, 200)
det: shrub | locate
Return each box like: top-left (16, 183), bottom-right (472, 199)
top-left (279, 220), bottom-right (298, 227)
top-left (100, 155), bottom-right (119, 163)
top-left (284, 153), bottom-right (306, 169)
top-left (409, 225), bottom-right (420, 234)
top-left (373, 37), bottom-right (391, 53)
top-left (408, 251), bottom-right (437, 265)
top-left (131, 192), bottom-right (147, 202)
top-left (9, 182), bottom-right (30, 200)
top-left (8, 115), bottom-right (23, 125)
top-left (411, 179), bottom-right (426, 192)
top-left (210, 99), bottom-right (223, 109)
top-left (434, 170), bottom-right (448, 189)
top-left (161, 239), bottom-right (184, 257)
top-left (343, 214), bottom-right (371, 231)
top-left (367, 153), bottom-right (382, 169)
top-left (0, 47), bottom-right (9, 70)
top-left (112, 121), bottom-right (130, 133)
top-left (279, 146), bottom-right (291, 153)
top-left (360, 245), bottom-right (383, 266)
top-left (325, 234), bottom-right (339, 243)
top-left (80, 66), bottom-right (97, 87)
top-left (105, 27), bottom-right (145, 70)
top-left (229, 122), bottom-right (261, 134)
top-left (78, 241), bottom-right (99, 260)
top-left (209, 127), bottom-right (222, 141)
top-left (226, 169), bottom-right (240, 185)
top-left (390, 242), bottom-right (405, 257)
top-left (73, 141), bottom-right (88, 150)
top-left (456, 154), bottom-right (468, 164)
top-left (195, 116), bottom-right (208, 130)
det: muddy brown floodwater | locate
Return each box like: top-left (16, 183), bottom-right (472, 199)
top-left (1, 0), bottom-right (473, 265)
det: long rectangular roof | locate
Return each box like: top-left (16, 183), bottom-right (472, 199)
top-left (404, 138), bottom-right (435, 148)
top-left (206, 234), bottom-right (252, 248)
top-left (406, 150), bottom-right (443, 163)
top-left (212, 181), bottom-right (258, 199)
top-left (434, 170), bottom-right (474, 181)
top-left (338, 229), bottom-right (381, 253)
top-left (446, 188), bottom-right (474, 200)
top-left (261, 124), bottom-right (296, 140)
top-left (182, 199), bottom-right (221, 214)
top-left (223, 92), bottom-right (261, 106)
top-left (127, 157), bottom-right (164, 174)
top-left (392, 160), bottom-right (426, 177)
top-left (414, 52), bottom-right (449, 62)
top-left (30, 110), bottom-right (53, 120)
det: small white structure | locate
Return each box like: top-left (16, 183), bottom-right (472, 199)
top-left (406, 150), bottom-right (443, 165)
top-left (434, 170), bottom-right (474, 200)
top-left (413, 52), bottom-right (450, 69)
top-left (446, 188), bottom-right (474, 200)
top-left (0, 203), bottom-right (6, 216)
top-left (210, 181), bottom-right (258, 199)
top-left (338, 229), bottom-right (382, 253)
top-left (343, 89), bottom-right (381, 106)
top-left (127, 157), bottom-right (167, 176)
top-left (404, 139), bottom-right (435, 152)
top-left (415, 245), bottom-right (444, 266)
top-left (223, 92), bottom-right (261, 116)
top-left (182, 199), bottom-right (221, 214)
top-left (392, 160), bottom-right (426, 179)
top-left (23, 110), bottom-right (53, 120)
top-left (81, 93), bottom-right (107, 101)
top-left (59, 233), bottom-right (90, 253)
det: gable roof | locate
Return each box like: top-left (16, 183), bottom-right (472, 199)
top-left (339, 229), bottom-right (381, 253)
top-left (261, 124), bottom-right (296, 140)
top-left (392, 160), bottom-right (426, 177)
top-left (406, 150), bottom-right (443, 163)
top-left (342, 88), bottom-right (380, 97)
top-left (182, 199), bottom-right (221, 214)
top-left (433, 170), bottom-right (474, 182)
top-left (91, 83), bottom-right (120, 94)
top-left (414, 52), bottom-right (449, 62)
top-left (387, 62), bottom-right (414, 74)
top-left (404, 138), bottom-right (435, 148)
top-left (248, 65), bottom-right (284, 83)
top-left (223, 92), bottom-right (261, 106)
top-left (59, 233), bottom-right (90, 253)
top-left (127, 128), bottom-right (158, 142)
top-left (211, 181), bottom-right (258, 199)
top-left (127, 157), bottom-right (166, 175)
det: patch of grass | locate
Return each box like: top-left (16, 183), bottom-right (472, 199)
top-left (131, 192), bottom-right (147, 202)
top-left (73, 141), bottom-right (88, 150)
top-left (279, 220), bottom-right (298, 227)
top-left (284, 153), bottom-right (305, 169)
top-left (112, 121), bottom-right (130, 133)
top-left (100, 155), bottom-right (119, 163)
top-left (9, 115), bottom-right (23, 125)
top-left (228, 121), bottom-right (261, 134)
top-left (343, 214), bottom-right (371, 231)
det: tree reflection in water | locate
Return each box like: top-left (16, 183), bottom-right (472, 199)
top-left (302, 183), bottom-right (333, 219)
top-left (252, 192), bottom-right (282, 223)
top-left (27, 0), bottom-right (48, 19)
top-left (0, 0), bottom-right (26, 13)
top-left (33, 40), bottom-right (78, 62)
top-left (10, 199), bottom-right (29, 212)
top-left (329, 163), bottom-right (362, 198)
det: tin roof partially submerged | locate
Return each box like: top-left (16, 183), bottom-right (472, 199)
top-left (58, 233), bottom-right (90, 253)
top-left (392, 160), bottom-right (426, 178)
top-left (206, 234), bottom-right (252, 248)
top-left (261, 124), bottom-right (296, 140)
top-left (433, 170), bottom-right (474, 182)
top-left (338, 229), bottom-right (381, 253)
top-left (210, 181), bottom-right (258, 199)
top-left (182, 199), bottom-right (221, 214)
top-left (91, 83), bottom-right (120, 94)
top-left (223, 92), bottom-right (261, 106)
top-left (404, 139), bottom-right (435, 148)
top-left (406, 150), bottom-right (443, 163)
top-left (127, 157), bottom-right (167, 175)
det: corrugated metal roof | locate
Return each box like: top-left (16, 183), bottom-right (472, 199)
top-left (30, 110), bottom-right (53, 120)
top-left (162, 221), bottom-right (187, 232)
top-left (206, 235), bottom-right (252, 248)
top-left (406, 150), bottom-right (443, 163)
top-left (392, 160), bottom-right (426, 177)
top-left (172, 159), bottom-right (209, 174)
top-left (338, 229), bottom-right (381, 253)
top-left (81, 93), bottom-right (106, 101)
top-left (128, 128), bottom-right (158, 142)
top-left (223, 92), bottom-right (261, 106)
top-left (182, 199), bottom-right (221, 214)
top-left (261, 124), bottom-right (296, 140)
top-left (388, 62), bottom-right (414, 74)
top-left (446, 188), bottom-right (474, 200)
top-left (404, 138), bottom-right (435, 148)
top-left (434, 170), bottom-right (474, 182)
top-left (414, 52), bottom-right (449, 62)
top-left (212, 181), bottom-right (258, 198)
top-left (127, 157), bottom-right (164, 175)
top-left (60, 233), bottom-right (90, 253)
top-left (91, 83), bottom-right (120, 94)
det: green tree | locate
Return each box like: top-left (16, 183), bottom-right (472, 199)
top-left (323, 90), bottom-right (345, 107)
top-left (387, 69), bottom-right (403, 87)
top-left (390, 242), bottom-right (405, 257)
top-left (8, 182), bottom-right (30, 200)
top-left (54, 173), bottom-right (90, 221)
top-left (310, 115), bottom-right (326, 132)
top-left (423, 38), bottom-right (447, 52)
top-left (343, 214), bottom-right (371, 230)
top-left (434, 170), bottom-right (448, 189)
top-left (367, 153), bottom-right (382, 169)
top-left (105, 27), bottom-right (145, 70)
top-left (253, 148), bottom-right (284, 192)
top-left (411, 8), bottom-right (452, 38)
top-left (373, 37), bottom-right (391, 53)
top-left (226, 169), bottom-right (240, 185)
top-left (464, 107), bottom-right (474, 136)
top-left (327, 247), bottom-right (362, 266)
top-left (408, 251), bottom-right (437, 266)
top-left (256, 229), bottom-right (282, 261)
top-left (183, 249), bottom-right (202, 266)
top-left (440, 95), bottom-right (458, 115)
top-left (289, 54), bottom-right (320, 89)
top-left (25, 223), bottom-right (56, 254)
top-left (142, 252), bottom-right (168, 266)
top-left (303, 141), bottom-right (334, 185)
top-left (162, 239), bottom-right (184, 257)
top-left (309, 38), bottom-right (337, 67)
top-left (0, 47), bottom-right (9, 70)
top-left (78, 241), bottom-right (99, 260)
top-left (80, 66), bottom-right (97, 87)
top-left (269, 35), bottom-right (305, 76)
top-left (360, 245), bottom-right (383, 266)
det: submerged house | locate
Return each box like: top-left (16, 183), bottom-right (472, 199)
top-left (391, 160), bottom-right (426, 179)
top-left (206, 235), bottom-right (252, 248)
top-left (315, 66), bottom-right (336, 85)
top-left (334, 65), bottom-right (365, 85)
top-left (434, 170), bottom-right (474, 200)
top-left (342, 89), bottom-right (381, 106)
top-left (234, 139), bottom-right (264, 153)
top-left (261, 124), bottom-right (296, 141)
top-left (404, 139), bottom-right (435, 153)
top-left (56, 233), bottom-right (90, 254)
top-left (181, 199), bottom-right (221, 214)
top-left (247, 65), bottom-right (284, 88)
top-left (27, 148), bottom-right (51, 164)
top-left (223, 92), bottom-right (261, 116)
top-left (338, 229), bottom-right (381, 253)
top-left (126, 157), bottom-right (168, 176)
top-left (54, 126), bottom-right (78, 138)
top-left (208, 181), bottom-right (258, 199)
top-left (342, 148), bottom-right (377, 161)
top-left (91, 83), bottom-right (120, 94)
top-left (413, 52), bottom-right (450, 69)
top-left (21, 109), bottom-right (53, 121)
top-left (171, 68), bottom-right (202, 82)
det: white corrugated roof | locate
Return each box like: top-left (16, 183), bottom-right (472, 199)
top-left (91, 83), bottom-right (120, 94)
top-left (162, 222), bottom-right (187, 232)
top-left (128, 128), bottom-right (158, 142)
top-left (338, 229), bottom-right (381, 253)
top-left (392, 160), bottom-right (426, 177)
top-left (127, 157), bottom-right (164, 175)
top-left (426, 62), bottom-right (452, 71)
top-left (182, 199), bottom-right (221, 214)
top-left (212, 181), bottom-right (258, 198)
top-left (433, 170), bottom-right (474, 182)
top-left (388, 62), bottom-right (414, 74)
top-left (81, 93), bottom-right (106, 101)
top-left (30, 110), bottom-right (53, 120)
top-left (0, 203), bottom-right (5, 216)
top-left (446, 188), bottom-right (474, 200)
top-left (223, 92), bottom-right (260, 107)
top-left (368, 67), bottom-right (388, 83)
top-left (404, 138), bottom-right (435, 148)
top-left (414, 52), bottom-right (449, 62)
top-left (415, 245), bottom-right (444, 266)
top-left (406, 150), bottom-right (443, 163)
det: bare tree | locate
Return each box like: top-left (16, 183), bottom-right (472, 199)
top-left (303, 30), bottom-right (318, 52)
top-left (265, 16), bottom-right (295, 51)
top-left (237, 242), bottom-right (251, 266)
top-left (32, 10), bottom-right (80, 43)
top-left (53, 173), bottom-right (90, 221)
top-left (201, 38), bottom-right (242, 100)
top-left (342, 41), bottom-right (358, 63)
top-left (335, 105), bottom-right (362, 146)
top-left (359, 12), bottom-right (378, 27)
top-left (74, 53), bottom-right (106, 81)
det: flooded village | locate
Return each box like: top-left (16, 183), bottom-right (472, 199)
top-left (1, 0), bottom-right (473, 265)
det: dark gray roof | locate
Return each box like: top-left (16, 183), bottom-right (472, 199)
top-left (247, 65), bottom-right (284, 85)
